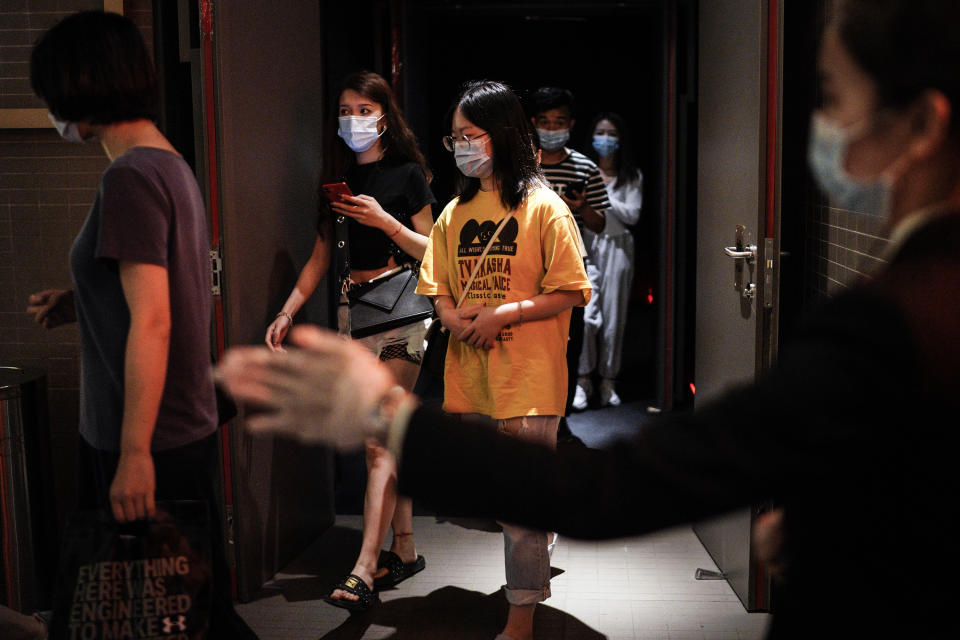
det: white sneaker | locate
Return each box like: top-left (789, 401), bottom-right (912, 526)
top-left (572, 378), bottom-right (591, 410)
top-left (600, 379), bottom-right (621, 407)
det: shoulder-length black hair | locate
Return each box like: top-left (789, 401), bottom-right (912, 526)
top-left (30, 10), bottom-right (157, 124)
top-left (453, 80), bottom-right (544, 211)
top-left (322, 70), bottom-right (429, 182)
top-left (585, 111), bottom-right (641, 191)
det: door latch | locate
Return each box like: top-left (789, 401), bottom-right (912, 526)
top-left (723, 225), bottom-right (757, 302)
top-left (723, 244), bottom-right (757, 261)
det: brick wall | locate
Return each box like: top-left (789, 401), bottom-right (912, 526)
top-left (1, 0), bottom-right (152, 529)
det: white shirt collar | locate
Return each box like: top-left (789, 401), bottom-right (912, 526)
top-left (881, 205), bottom-right (955, 263)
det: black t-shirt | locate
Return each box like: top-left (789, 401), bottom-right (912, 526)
top-left (335, 159), bottom-right (436, 270)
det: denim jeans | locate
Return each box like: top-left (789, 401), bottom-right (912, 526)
top-left (495, 415), bottom-right (559, 605)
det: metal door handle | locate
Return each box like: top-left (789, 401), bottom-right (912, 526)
top-left (723, 244), bottom-right (757, 261)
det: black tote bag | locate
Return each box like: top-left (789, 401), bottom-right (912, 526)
top-left (48, 500), bottom-right (212, 640)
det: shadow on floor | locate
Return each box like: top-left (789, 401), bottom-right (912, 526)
top-left (566, 400), bottom-right (656, 450)
top-left (247, 525), bottom-right (364, 604)
top-left (318, 585), bottom-right (606, 640)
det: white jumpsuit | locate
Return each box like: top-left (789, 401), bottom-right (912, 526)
top-left (578, 169), bottom-right (643, 380)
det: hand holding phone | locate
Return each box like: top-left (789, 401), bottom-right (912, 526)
top-left (567, 178), bottom-right (587, 195)
top-left (321, 181), bottom-right (354, 203)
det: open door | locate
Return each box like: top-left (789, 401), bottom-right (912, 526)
top-left (692, 0), bottom-right (781, 611)
top-left (203, 0), bottom-right (336, 601)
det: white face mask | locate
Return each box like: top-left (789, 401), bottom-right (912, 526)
top-left (807, 112), bottom-right (906, 217)
top-left (48, 112), bottom-right (84, 143)
top-left (337, 114), bottom-right (385, 153)
top-left (537, 127), bottom-right (570, 152)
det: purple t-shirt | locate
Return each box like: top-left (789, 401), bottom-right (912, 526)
top-left (70, 147), bottom-right (217, 452)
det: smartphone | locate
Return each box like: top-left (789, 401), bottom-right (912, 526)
top-left (566, 179), bottom-right (586, 195)
top-left (321, 181), bottom-right (354, 203)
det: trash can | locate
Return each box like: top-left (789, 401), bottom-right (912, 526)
top-left (0, 366), bottom-right (57, 612)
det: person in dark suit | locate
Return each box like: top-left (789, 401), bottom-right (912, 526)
top-left (215, 1), bottom-right (960, 637)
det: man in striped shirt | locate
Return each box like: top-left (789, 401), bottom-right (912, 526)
top-left (528, 86), bottom-right (611, 429)
top-left (529, 86), bottom-right (610, 234)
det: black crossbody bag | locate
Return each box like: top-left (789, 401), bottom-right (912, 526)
top-left (334, 210), bottom-right (433, 339)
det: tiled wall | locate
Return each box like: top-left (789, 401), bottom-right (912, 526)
top-left (0, 0), bottom-right (152, 528)
top-left (805, 202), bottom-right (890, 300)
top-left (800, 1), bottom-right (890, 303)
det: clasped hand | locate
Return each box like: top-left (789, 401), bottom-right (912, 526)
top-left (444, 305), bottom-right (507, 350)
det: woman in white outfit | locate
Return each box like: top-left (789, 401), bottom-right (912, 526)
top-left (574, 112), bottom-right (643, 408)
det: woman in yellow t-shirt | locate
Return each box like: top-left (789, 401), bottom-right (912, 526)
top-left (417, 80), bottom-right (591, 640)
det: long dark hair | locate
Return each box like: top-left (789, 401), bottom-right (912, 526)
top-left (453, 80), bottom-right (544, 211)
top-left (585, 111), bottom-right (640, 191)
top-left (322, 71), bottom-right (428, 182)
top-left (319, 71), bottom-right (429, 232)
top-left (835, 0), bottom-right (960, 132)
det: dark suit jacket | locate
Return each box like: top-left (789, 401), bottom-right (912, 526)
top-left (398, 211), bottom-right (960, 639)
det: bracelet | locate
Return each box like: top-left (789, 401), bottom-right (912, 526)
top-left (276, 311), bottom-right (293, 327)
top-left (388, 221), bottom-right (403, 238)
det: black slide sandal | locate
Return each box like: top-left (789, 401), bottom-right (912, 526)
top-left (374, 550), bottom-right (426, 589)
top-left (323, 574), bottom-right (377, 612)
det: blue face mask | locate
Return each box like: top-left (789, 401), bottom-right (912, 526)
top-left (807, 112), bottom-right (897, 217)
top-left (592, 134), bottom-right (619, 158)
top-left (537, 128), bottom-right (570, 152)
top-left (454, 140), bottom-right (493, 179)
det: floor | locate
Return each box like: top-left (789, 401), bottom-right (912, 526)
top-left (235, 401), bottom-right (772, 639)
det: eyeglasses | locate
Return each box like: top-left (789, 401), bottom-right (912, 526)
top-left (442, 132), bottom-right (489, 152)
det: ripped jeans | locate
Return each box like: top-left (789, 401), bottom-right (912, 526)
top-left (494, 414), bottom-right (560, 605)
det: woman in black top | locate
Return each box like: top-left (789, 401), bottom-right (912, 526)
top-left (265, 71), bottom-right (435, 611)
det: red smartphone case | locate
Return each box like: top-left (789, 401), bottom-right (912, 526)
top-left (322, 182), bottom-right (353, 202)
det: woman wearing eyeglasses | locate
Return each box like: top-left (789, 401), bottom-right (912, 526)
top-left (416, 80), bottom-right (591, 640)
top-left (265, 70), bottom-right (435, 611)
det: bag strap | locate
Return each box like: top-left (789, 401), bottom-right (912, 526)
top-left (333, 207), bottom-right (351, 293)
top-left (456, 210), bottom-right (513, 309)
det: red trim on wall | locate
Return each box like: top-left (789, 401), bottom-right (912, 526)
top-left (765, 0), bottom-right (779, 240)
top-left (663, 0), bottom-right (677, 410)
top-left (200, 0), bottom-right (237, 598)
top-left (754, 0), bottom-right (781, 612)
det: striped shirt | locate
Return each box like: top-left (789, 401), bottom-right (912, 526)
top-left (540, 149), bottom-right (611, 231)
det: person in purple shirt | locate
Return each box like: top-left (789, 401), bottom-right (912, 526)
top-left (26, 10), bottom-right (257, 639)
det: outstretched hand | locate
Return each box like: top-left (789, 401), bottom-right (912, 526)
top-left (215, 325), bottom-right (401, 450)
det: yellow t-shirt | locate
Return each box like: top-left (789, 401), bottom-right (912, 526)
top-left (417, 186), bottom-right (591, 418)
